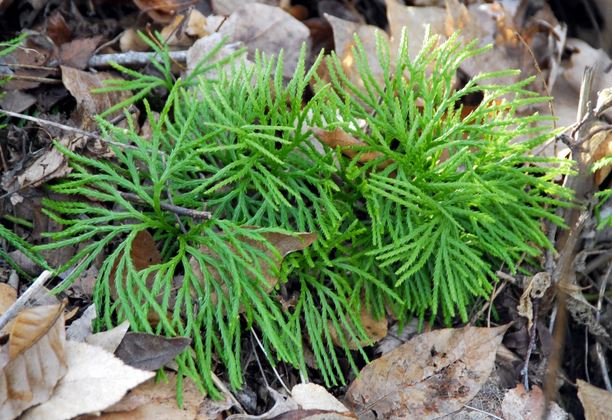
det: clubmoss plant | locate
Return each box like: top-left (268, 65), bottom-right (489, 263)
top-left (318, 30), bottom-right (574, 323)
top-left (38, 30), bottom-right (572, 396)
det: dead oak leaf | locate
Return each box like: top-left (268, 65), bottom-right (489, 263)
top-left (59, 36), bottom-right (102, 70)
top-left (577, 379), bottom-right (612, 420)
top-left (219, 3), bottom-right (311, 77)
top-left (21, 341), bottom-right (154, 420)
top-left (345, 324), bottom-right (510, 419)
top-left (61, 66), bottom-right (134, 131)
top-left (0, 304), bottom-right (67, 419)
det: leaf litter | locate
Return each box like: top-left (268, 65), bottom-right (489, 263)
top-left (0, 0), bottom-right (611, 419)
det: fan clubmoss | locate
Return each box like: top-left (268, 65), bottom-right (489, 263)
top-left (36, 30), bottom-right (572, 397)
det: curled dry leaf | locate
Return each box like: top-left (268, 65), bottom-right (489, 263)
top-left (160, 9), bottom-right (209, 48)
top-left (517, 272), bottom-right (551, 330)
top-left (577, 379), bottom-right (612, 420)
top-left (0, 141), bottom-right (73, 195)
top-left (119, 28), bottom-right (151, 53)
top-left (591, 130), bottom-right (612, 186)
top-left (132, 0), bottom-right (191, 23)
top-left (345, 324), bottom-right (510, 419)
top-left (0, 303), bottom-right (67, 419)
top-left (61, 66), bottom-right (134, 131)
top-left (21, 341), bottom-right (154, 420)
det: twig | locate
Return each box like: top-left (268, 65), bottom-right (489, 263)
top-left (5, 75), bottom-right (62, 84)
top-left (543, 66), bottom-right (596, 415)
top-left (470, 271), bottom-right (515, 326)
top-left (514, 31), bottom-right (556, 126)
top-left (1, 62), bottom-right (60, 72)
top-left (0, 270), bottom-right (53, 331)
top-left (119, 192), bottom-right (212, 220)
top-left (521, 298), bottom-right (539, 391)
top-left (585, 251), bottom-right (612, 276)
top-left (210, 372), bottom-right (246, 414)
top-left (0, 108), bottom-right (140, 151)
top-left (595, 263), bottom-right (612, 391)
top-left (88, 50), bottom-right (188, 68)
top-left (250, 327), bottom-right (291, 394)
top-left (250, 334), bottom-right (270, 389)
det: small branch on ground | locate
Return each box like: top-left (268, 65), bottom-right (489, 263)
top-left (119, 192), bottom-right (212, 220)
top-left (0, 270), bottom-right (53, 331)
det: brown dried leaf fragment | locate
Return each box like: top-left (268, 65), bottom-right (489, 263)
top-left (0, 303), bottom-right (67, 419)
top-left (345, 324), bottom-right (510, 419)
top-left (190, 231), bottom-right (317, 294)
top-left (577, 379), bottom-right (612, 420)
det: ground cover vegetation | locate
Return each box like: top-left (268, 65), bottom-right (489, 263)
top-left (2, 30), bottom-right (593, 398)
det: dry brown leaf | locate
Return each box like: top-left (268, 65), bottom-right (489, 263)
top-left (345, 324), bottom-right (510, 419)
top-left (110, 230), bottom-right (162, 300)
top-left (501, 384), bottom-right (567, 420)
top-left (88, 372), bottom-right (232, 420)
top-left (0, 303), bottom-right (67, 419)
top-left (324, 14), bottom-right (387, 88)
top-left (517, 272), bottom-right (551, 330)
top-left (61, 66), bottom-right (134, 131)
top-left (186, 32), bottom-right (250, 80)
top-left (8, 303), bottom-right (65, 359)
top-left (119, 29), bottom-right (151, 53)
top-left (591, 130), bottom-right (612, 186)
top-left (132, 0), bottom-right (191, 23)
top-left (45, 10), bottom-right (71, 46)
top-left (211, 0), bottom-right (280, 16)
top-left (59, 36), bottom-right (103, 69)
top-left (0, 90), bottom-right (36, 113)
top-left (219, 3), bottom-right (310, 77)
top-left (274, 410), bottom-right (356, 419)
top-left (577, 379), bottom-right (612, 420)
top-left (2, 33), bottom-right (56, 91)
top-left (190, 231), bottom-right (317, 295)
top-left (329, 305), bottom-right (387, 350)
top-left (313, 127), bottom-right (393, 169)
top-left (21, 341), bottom-right (154, 420)
top-left (114, 332), bottom-right (191, 371)
top-left (160, 9), bottom-right (208, 48)
top-left (0, 283), bottom-right (17, 317)
top-left (291, 383), bottom-right (349, 413)
top-left (11, 142), bottom-right (72, 191)
top-left (386, 0), bottom-right (446, 61)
